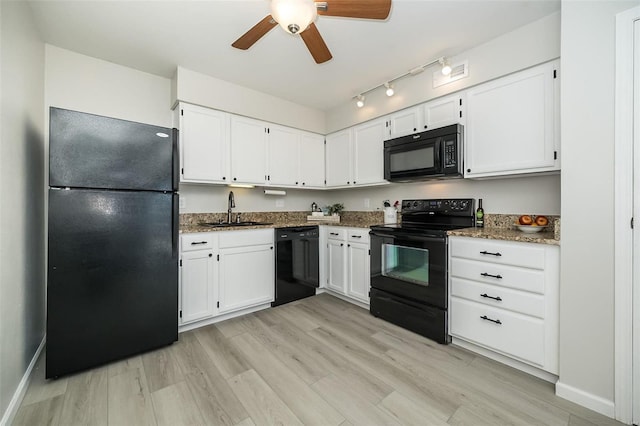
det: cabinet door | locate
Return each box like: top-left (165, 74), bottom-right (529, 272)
top-left (268, 124), bottom-right (300, 186)
top-left (352, 118), bottom-right (386, 185)
top-left (218, 244), bottom-right (274, 313)
top-left (422, 94), bottom-right (464, 129)
top-left (231, 116), bottom-right (268, 185)
top-left (347, 241), bottom-right (370, 302)
top-left (465, 61), bottom-right (559, 178)
top-left (325, 129), bottom-right (352, 187)
top-left (181, 250), bottom-right (216, 323)
top-left (327, 239), bottom-right (347, 293)
top-left (388, 106), bottom-right (422, 139)
top-left (299, 132), bottom-right (325, 188)
top-left (180, 103), bottom-right (230, 183)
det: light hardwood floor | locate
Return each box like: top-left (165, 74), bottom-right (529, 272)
top-left (14, 294), bottom-right (623, 426)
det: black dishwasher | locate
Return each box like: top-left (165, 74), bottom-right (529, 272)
top-left (273, 226), bottom-right (319, 307)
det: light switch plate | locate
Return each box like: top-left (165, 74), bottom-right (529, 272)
top-left (179, 196), bottom-right (186, 209)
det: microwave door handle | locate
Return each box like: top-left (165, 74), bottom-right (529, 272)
top-left (434, 139), bottom-right (442, 168)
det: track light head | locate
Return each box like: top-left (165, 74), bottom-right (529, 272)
top-left (356, 95), bottom-right (365, 108)
top-left (384, 83), bottom-right (394, 97)
top-left (439, 57), bottom-right (452, 76)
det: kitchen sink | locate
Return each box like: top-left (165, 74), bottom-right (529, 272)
top-left (199, 221), bottom-right (273, 228)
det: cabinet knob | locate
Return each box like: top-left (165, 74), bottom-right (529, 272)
top-left (208, 253), bottom-right (213, 257)
top-left (340, 243), bottom-right (344, 246)
top-left (413, 127), bottom-right (417, 131)
top-left (347, 181), bottom-right (350, 184)
top-left (295, 181), bottom-right (298, 185)
top-left (302, 182), bottom-right (305, 186)
top-left (424, 125), bottom-right (428, 129)
top-left (233, 177), bottom-right (237, 181)
top-left (467, 169), bottom-right (471, 173)
top-left (222, 177), bottom-right (226, 180)
top-left (353, 181), bottom-right (356, 184)
top-left (348, 244), bottom-right (351, 247)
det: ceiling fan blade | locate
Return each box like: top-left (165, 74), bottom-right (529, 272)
top-left (300, 23), bottom-right (333, 64)
top-left (316, 0), bottom-right (391, 19)
top-left (231, 15), bottom-right (277, 50)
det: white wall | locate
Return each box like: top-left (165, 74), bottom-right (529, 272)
top-left (329, 175), bottom-right (561, 215)
top-left (326, 12), bottom-right (560, 133)
top-left (558, 0), bottom-right (637, 415)
top-left (174, 67), bottom-right (326, 134)
top-left (0, 0), bottom-right (45, 422)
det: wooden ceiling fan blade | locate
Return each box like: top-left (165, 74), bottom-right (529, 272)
top-left (231, 15), bottom-right (277, 50)
top-left (316, 0), bottom-right (391, 19)
top-left (300, 23), bottom-right (333, 64)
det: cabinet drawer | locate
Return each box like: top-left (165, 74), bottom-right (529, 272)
top-left (450, 237), bottom-right (545, 269)
top-left (326, 227), bottom-right (346, 241)
top-left (219, 229), bottom-right (273, 248)
top-left (450, 297), bottom-right (545, 367)
top-left (450, 277), bottom-right (544, 318)
top-left (347, 228), bottom-right (370, 243)
top-left (450, 258), bottom-right (544, 294)
top-left (181, 233), bottom-right (216, 252)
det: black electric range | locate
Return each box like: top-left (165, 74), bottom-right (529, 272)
top-left (369, 198), bottom-right (475, 343)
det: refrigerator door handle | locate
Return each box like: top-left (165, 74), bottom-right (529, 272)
top-left (172, 128), bottom-right (180, 191)
top-left (172, 193), bottom-right (179, 259)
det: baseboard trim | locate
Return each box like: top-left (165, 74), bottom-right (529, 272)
top-left (178, 302), bottom-right (271, 333)
top-left (322, 289), bottom-right (370, 310)
top-left (556, 381), bottom-right (616, 419)
top-left (0, 336), bottom-right (46, 426)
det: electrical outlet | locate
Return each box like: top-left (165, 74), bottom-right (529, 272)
top-left (179, 196), bottom-right (186, 209)
top-left (275, 199), bottom-right (285, 208)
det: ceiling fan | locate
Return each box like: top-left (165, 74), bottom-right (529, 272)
top-left (232, 0), bottom-right (392, 64)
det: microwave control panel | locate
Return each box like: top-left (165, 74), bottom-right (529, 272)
top-left (444, 139), bottom-right (457, 168)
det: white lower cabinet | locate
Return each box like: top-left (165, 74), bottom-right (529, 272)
top-left (179, 229), bottom-right (274, 327)
top-left (448, 236), bottom-right (559, 375)
top-left (324, 226), bottom-right (370, 304)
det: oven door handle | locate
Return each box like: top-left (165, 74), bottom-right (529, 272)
top-left (370, 231), bottom-right (446, 244)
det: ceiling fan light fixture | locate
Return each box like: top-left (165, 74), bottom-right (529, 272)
top-left (271, 0), bottom-right (318, 35)
top-left (356, 95), bottom-right (365, 108)
top-left (439, 57), bottom-right (452, 76)
top-left (384, 82), bottom-right (394, 97)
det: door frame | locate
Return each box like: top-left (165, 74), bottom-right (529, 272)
top-left (614, 5), bottom-right (640, 424)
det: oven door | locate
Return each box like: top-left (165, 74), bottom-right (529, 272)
top-left (384, 136), bottom-right (442, 181)
top-left (369, 228), bottom-right (447, 309)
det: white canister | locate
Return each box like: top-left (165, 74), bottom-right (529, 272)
top-left (384, 207), bottom-right (397, 224)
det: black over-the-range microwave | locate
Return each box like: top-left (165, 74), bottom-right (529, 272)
top-left (384, 124), bottom-right (463, 182)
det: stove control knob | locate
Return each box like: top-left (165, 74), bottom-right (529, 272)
top-left (451, 200), bottom-right (459, 209)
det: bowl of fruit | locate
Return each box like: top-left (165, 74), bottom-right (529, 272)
top-left (516, 215), bottom-right (549, 233)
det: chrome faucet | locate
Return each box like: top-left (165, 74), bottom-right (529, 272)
top-left (227, 191), bottom-right (235, 223)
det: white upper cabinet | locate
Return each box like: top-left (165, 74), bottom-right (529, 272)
top-left (352, 118), bottom-right (387, 185)
top-left (387, 106), bottom-right (421, 139)
top-left (422, 94), bottom-right (465, 129)
top-left (178, 103), bottom-right (230, 184)
top-left (268, 124), bottom-right (300, 186)
top-left (325, 129), bottom-right (352, 187)
top-left (299, 131), bottom-right (325, 188)
top-left (464, 61), bottom-right (559, 178)
top-left (230, 116), bottom-right (268, 185)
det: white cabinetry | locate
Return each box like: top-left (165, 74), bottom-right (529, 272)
top-left (179, 229), bottom-right (274, 329)
top-left (177, 103), bottom-right (230, 184)
top-left (325, 120), bottom-right (387, 188)
top-left (298, 131), bottom-right (325, 188)
top-left (324, 227), bottom-right (370, 304)
top-left (180, 233), bottom-right (217, 324)
top-left (230, 116), bottom-right (268, 185)
top-left (267, 124), bottom-right (300, 186)
top-left (464, 61), bottom-right (559, 178)
top-left (387, 106), bottom-right (421, 139)
top-left (386, 94), bottom-right (464, 140)
top-left (218, 229), bottom-right (274, 313)
top-left (449, 236), bottom-right (559, 376)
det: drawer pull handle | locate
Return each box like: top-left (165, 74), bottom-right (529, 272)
top-left (351, 235), bottom-right (362, 238)
top-left (480, 315), bottom-right (502, 325)
top-left (481, 272), bottom-right (503, 279)
top-left (480, 250), bottom-right (502, 257)
top-left (191, 241), bottom-right (208, 245)
top-left (480, 293), bottom-right (502, 301)
top-left (330, 232), bottom-right (339, 236)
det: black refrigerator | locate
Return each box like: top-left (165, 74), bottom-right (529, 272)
top-left (46, 107), bottom-right (179, 379)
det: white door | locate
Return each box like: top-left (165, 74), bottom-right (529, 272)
top-left (218, 245), bottom-right (274, 313)
top-left (230, 116), bottom-right (267, 185)
top-left (352, 118), bottom-right (386, 185)
top-left (388, 106), bottom-right (421, 139)
top-left (327, 239), bottom-right (346, 293)
top-left (181, 250), bottom-right (216, 323)
top-left (423, 94), bottom-right (465, 129)
top-left (347, 241), bottom-right (370, 302)
top-left (325, 129), bottom-right (352, 187)
top-left (268, 124), bottom-right (300, 186)
top-left (299, 132), bottom-right (325, 188)
top-left (180, 104), bottom-right (230, 183)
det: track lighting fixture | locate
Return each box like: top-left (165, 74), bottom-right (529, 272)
top-left (384, 83), bottom-right (394, 97)
top-left (439, 58), bottom-right (452, 76)
top-left (351, 56), bottom-right (455, 107)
